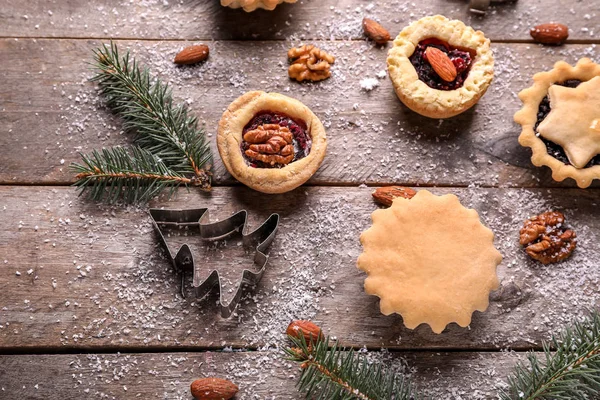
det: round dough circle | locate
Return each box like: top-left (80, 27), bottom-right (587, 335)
top-left (357, 190), bottom-right (502, 334)
top-left (387, 15), bottom-right (494, 119)
top-left (217, 91), bottom-right (327, 194)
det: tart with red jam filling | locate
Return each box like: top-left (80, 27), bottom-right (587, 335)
top-left (387, 15), bottom-right (494, 119)
top-left (515, 58), bottom-right (600, 188)
top-left (217, 91), bottom-right (327, 194)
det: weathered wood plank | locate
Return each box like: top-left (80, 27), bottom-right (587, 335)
top-left (1, 186), bottom-right (598, 351)
top-left (1, 38), bottom-right (599, 187)
top-left (0, 0), bottom-right (598, 42)
top-left (0, 350), bottom-right (524, 399)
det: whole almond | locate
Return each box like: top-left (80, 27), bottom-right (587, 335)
top-left (174, 44), bottom-right (210, 65)
top-left (530, 23), bottom-right (569, 45)
top-left (425, 47), bottom-right (457, 82)
top-left (362, 18), bottom-right (391, 45)
top-left (286, 320), bottom-right (323, 342)
top-left (372, 186), bottom-right (417, 207)
top-left (190, 378), bottom-right (238, 400)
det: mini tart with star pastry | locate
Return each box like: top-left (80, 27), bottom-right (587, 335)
top-left (515, 58), bottom-right (600, 188)
top-left (387, 15), bottom-right (494, 119)
top-left (217, 91), bottom-right (327, 194)
top-left (357, 190), bottom-right (502, 334)
top-left (220, 0), bottom-right (296, 12)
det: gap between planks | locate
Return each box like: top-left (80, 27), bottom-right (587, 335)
top-left (1, 35), bottom-right (600, 45)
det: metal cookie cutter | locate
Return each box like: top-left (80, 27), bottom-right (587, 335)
top-left (149, 208), bottom-right (279, 318)
top-left (469, 0), bottom-right (517, 14)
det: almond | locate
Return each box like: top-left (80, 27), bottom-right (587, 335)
top-left (362, 18), bottom-right (391, 45)
top-left (286, 320), bottom-right (323, 342)
top-left (174, 44), bottom-right (210, 65)
top-left (372, 186), bottom-right (417, 207)
top-left (425, 47), bottom-right (457, 82)
top-left (190, 378), bottom-right (238, 400)
top-left (530, 23), bottom-right (569, 45)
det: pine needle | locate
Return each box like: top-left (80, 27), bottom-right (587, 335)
top-left (71, 42), bottom-right (212, 203)
top-left (501, 311), bottom-right (600, 400)
top-left (285, 334), bottom-right (425, 400)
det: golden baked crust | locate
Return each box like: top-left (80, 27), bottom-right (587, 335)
top-left (217, 91), bottom-right (327, 194)
top-left (220, 0), bottom-right (296, 12)
top-left (357, 190), bottom-right (502, 334)
top-left (387, 15), bottom-right (494, 119)
top-left (514, 58), bottom-right (600, 188)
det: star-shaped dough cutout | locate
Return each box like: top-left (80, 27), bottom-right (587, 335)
top-left (538, 76), bottom-right (600, 169)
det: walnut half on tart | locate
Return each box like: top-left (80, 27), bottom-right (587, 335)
top-left (515, 58), bottom-right (600, 188)
top-left (387, 15), bottom-right (494, 119)
top-left (217, 91), bottom-right (327, 194)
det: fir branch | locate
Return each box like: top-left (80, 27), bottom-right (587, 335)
top-left (501, 311), bottom-right (600, 400)
top-left (73, 42), bottom-right (212, 203)
top-left (72, 146), bottom-right (189, 204)
top-left (92, 42), bottom-right (212, 183)
top-left (285, 334), bottom-right (425, 400)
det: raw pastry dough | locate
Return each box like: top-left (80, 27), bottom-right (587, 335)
top-left (357, 190), bottom-right (502, 334)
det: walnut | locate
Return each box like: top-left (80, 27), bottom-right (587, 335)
top-left (288, 45), bottom-right (335, 82)
top-left (519, 211), bottom-right (577, 264)
top-left (243, 124), bottom-right (294, 166)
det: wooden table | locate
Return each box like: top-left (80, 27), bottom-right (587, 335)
top-left (1, 1), bottom-right (599, 398)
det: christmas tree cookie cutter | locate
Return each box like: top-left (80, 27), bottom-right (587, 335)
top-left (149, 208), bottom-right (279, 318)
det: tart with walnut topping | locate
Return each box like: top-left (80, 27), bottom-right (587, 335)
top-left (387, 15), bottom-right (494, 119)
top-left (217, 91), bottom-right (327, 194)
top-left (515, 58), bottom-right (600, 188)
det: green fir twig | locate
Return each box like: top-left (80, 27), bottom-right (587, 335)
top-left (285, 334), bottom-right (425, 400)
top-left (501, 311), bottom-right (600, 400)
top-left (72, 146), bottom-right (191, 204)
top-left (71, 42), bottom-right (212, 203)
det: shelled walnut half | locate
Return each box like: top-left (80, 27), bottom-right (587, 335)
top-left (243, 124), bottom-right (294, 166)
top-left (519, 211), bottom-right (576, 264)
top-left (288, 45), bottom-right (335, 82)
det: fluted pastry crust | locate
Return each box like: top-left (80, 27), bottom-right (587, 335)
top-left (221, 0), bottom-right (297, 12)
top-left (514, 58), bottom-right (600, 188)
top-left (387, 15), bottom-right (494, 119)
top-left (357, 190), bottom-right (502, 334)
top-left (217, 91), bottom-right (327, 194)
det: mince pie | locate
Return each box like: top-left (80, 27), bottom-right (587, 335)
top-left (217, 91), bottom-right (327, 194)
top-left (357, 190), bottom-right (502, 334)
top-left (387, 15), bottom-right (494, 119)
top-left (220, 0), bottom-right (296, 12)
top-left (515, 58), bottom-right (600, 188)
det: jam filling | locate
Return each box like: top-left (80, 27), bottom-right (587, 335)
top-left (409, 38), bottom-right (474, 91)
top-left (241, 111), bottom-right (311, 168)
top-left (535, 79), bottom-right (600, 168)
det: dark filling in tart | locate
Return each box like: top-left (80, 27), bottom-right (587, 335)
top-left (535, 79), bottom-right (600, 168)
top-left (409, 38), bottom-right (474, 91)
top-left (241, 111), bottom-right (312, 168)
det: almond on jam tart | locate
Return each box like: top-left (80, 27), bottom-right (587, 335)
top-left (387, 15), bottom-right (494, 119)
top-left (515, 58), bottom-right (600, 188)
top-left (220, 0), bottom-right (296, 12)
top-left (357, 190), bottom-right (502, 334)
top-left (217, 91), bottom-right (327, 194)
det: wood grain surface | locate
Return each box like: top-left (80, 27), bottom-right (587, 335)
top-left (1, 0), bottom-right (598, 42)
top-left (1, 1), bottom-right (600, 399)
top-left (0, 350), bottom-right (527, 399)
top-left (1, 38), bottom-right (599, 187)
top-left (1, 186), bottom-right (598, 353)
